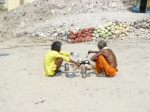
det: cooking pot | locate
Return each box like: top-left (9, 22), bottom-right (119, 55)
top-left (78, 59), bottom-right (84, 65)
top-left (83, 59), bottom-right (90, 64)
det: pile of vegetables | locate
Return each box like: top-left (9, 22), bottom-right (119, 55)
top-left (67, 21), bottom-right (130, 43)
top-left (67, 27), bottom-right (94, 43)
top-left (92, 21), bottom-right (130, 41)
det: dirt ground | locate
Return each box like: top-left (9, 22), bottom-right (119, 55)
top-left (0, 36), bottom-right (150, 112)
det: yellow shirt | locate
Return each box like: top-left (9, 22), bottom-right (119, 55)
top-left (44, 50), bottom-right (71, 76)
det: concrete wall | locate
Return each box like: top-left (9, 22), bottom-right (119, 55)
top-left (24, 0), bottom-right (35, 3)
top-left (5, 0), bottom-right (35, 10)
top-left (0, 0), bottom-right (5, 4)
top-left (20, 0), bottom-right (35, 4)
top-left (5, 0), bottom-right (20, 10)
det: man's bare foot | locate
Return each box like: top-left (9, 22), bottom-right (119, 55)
top-left (96, 72), bottom-right (106, 77)
top-left (84, 64), bottom-right (92, 70)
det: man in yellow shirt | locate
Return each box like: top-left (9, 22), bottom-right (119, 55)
top-left (44, 41), bottom-right (80, 76)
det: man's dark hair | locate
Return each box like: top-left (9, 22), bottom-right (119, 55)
top-left (97, 40), bottom-right (107, 50)
top-left (51, 41), bottom-right (62, 51)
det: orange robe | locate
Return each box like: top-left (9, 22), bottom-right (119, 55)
top-left (94, 55), bottom-right (118, 77)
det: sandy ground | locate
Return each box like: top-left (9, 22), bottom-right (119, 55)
top-left (0, 36), bottom-right (150, 112)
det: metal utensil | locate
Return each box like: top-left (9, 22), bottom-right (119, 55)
top-left (86, 51), bottom-right (90, 58)
top-left (86, 54), bottom-right (89, 58)
top-left (84, 59), bottom-right (90, 64)
top-left (64, 63), bottom-right (69, 71)
top-left (65, 72), bottom-right (76, 78)
top-left (81, 66), bottom-right (87, 78)
top-left (78, 58), bottom-right (83, 65)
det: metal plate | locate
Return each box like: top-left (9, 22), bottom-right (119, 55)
top-left (65, 72), bottom-right (76, 78)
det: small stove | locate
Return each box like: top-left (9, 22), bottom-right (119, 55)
top-left (77, 58), bottom-right (90, 65)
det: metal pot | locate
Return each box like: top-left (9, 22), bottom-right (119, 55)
top-left (83, 59), bottom-right (90, 64)
top-left (78, 59), bottom-right (84, 65)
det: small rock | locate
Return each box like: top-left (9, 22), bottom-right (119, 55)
top-left (39, 32), bottom-right (46, 37)
top-left (53, 33), bottom-right (58, 37)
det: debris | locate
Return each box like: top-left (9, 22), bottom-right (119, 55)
top-left (0, 0), bottom-right (149, 41)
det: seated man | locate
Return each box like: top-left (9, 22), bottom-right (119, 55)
top-left (43, 41), bottom-right (80, 76)
top-left (88, 40), bottom-right (118, 77)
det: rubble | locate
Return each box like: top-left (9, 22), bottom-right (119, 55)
top-left (130, 17), bottom-right (150, 29)
top-left (0, 0), bottom-right (149, 41)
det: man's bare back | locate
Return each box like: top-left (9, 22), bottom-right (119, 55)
top-left (97, 49), bottom-right (117, 68)
top-left (89, 40), bottom-right (118, 76)
top-left (90, 48), bottom-right (117, 68)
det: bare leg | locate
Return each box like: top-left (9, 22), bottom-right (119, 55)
top-left (54, 58), bottom-right (63, 72)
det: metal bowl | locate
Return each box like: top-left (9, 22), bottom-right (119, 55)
top-left (78, 58), bottom-right (84, 65)
top-left (65, 72), bottom-right (76, 78)
top-left (84, 59), bottom-right (90, 64)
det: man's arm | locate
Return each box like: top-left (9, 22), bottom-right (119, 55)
top-left (69, 59), bottom-right (80, 67)
top-left (88, 50), bottom-right (99, 54)
top-left (59, 51), bottom-right (71, 57)
top-left (90, 51), bottom-right (103, 62)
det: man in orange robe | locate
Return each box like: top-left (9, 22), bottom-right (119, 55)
top-left (88, 40), bottom-right (118, 77)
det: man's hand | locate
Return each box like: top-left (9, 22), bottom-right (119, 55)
top-left (88, 50), bottom-right (93, 54)
top-left (69, 59), bottom-right (80, 70)
top-left (91, 56), bottom-right (97, 62)
top-left (72, 62), bottom-right (80, 70)
top-left (75, 62), bottom-right (80, 67)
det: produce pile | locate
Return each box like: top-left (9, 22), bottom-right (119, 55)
top-left (92, 21), bottom-right (130, 40)
top-left (67, 21), bottom-right (130, 43)
top-left (67, 16), bottom-right (150, 43)
top-left (67, 27), bottom-right (94, 43)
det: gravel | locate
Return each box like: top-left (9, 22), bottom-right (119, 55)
top-left (0, 0), bottom-right (149, 40)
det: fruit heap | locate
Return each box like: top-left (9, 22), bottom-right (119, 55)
top-left (92, 21), bottom-right (130, 40)
top-left (67, 27), bottom-right (94, 43)
top-left (67, 21), bottom-right (130, 43)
